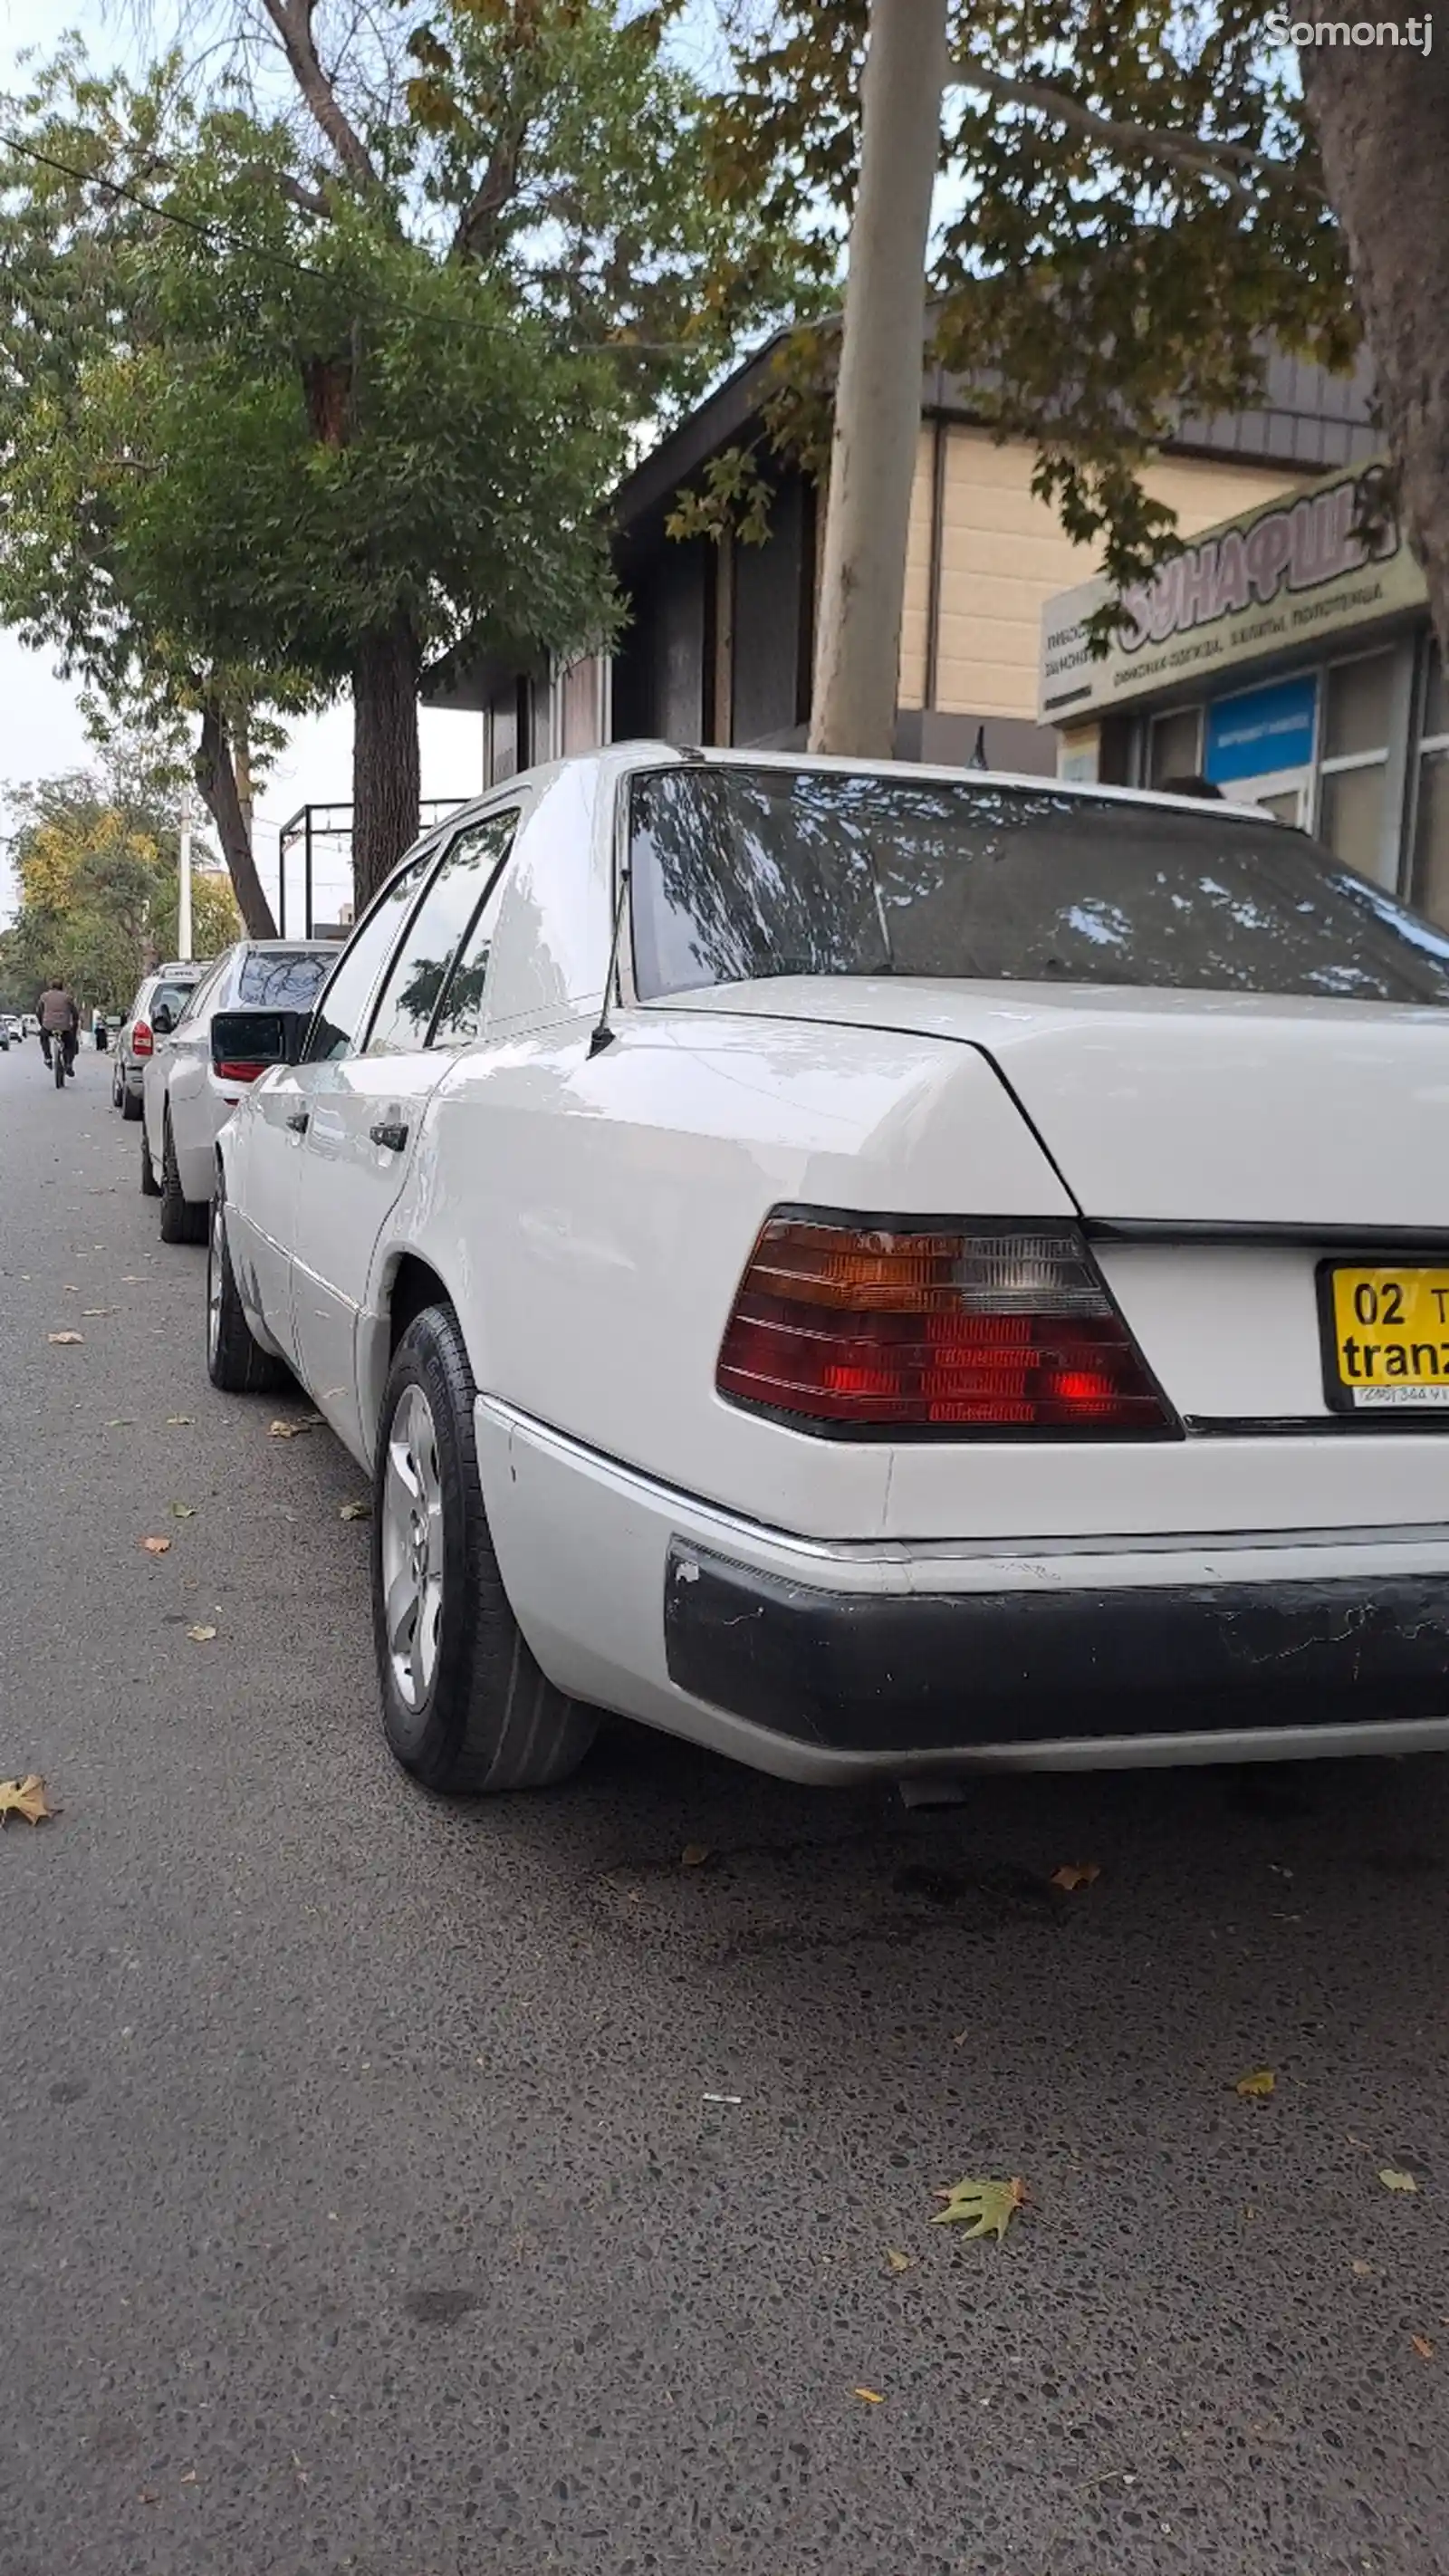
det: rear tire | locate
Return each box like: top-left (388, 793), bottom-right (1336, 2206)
top-left (53, 1043), bottom-right (64, 1091)
top-left (139, 1121), bottom-right (161, 1196)
top-left (206, 1194), bottom-right (288, 1394)
top-left (372, 1304), bottom-right (597, 1795)
top-left (158, 1112), bottom-right (207, 1244)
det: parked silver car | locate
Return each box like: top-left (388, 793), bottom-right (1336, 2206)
top-left (112, 965), bottom-right (206, 1119)
top-left (141, 938), bottom-right (339, 1241)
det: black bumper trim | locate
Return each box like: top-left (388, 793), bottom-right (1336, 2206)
top-left (663, 1543), bottom-right (1449, 1754)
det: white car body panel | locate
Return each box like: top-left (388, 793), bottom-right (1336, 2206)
top-left (214, 745), bottom-right (1449, 1777)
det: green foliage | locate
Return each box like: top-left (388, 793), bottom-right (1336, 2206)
top-left (692, 1), bottom-right (1357, 598)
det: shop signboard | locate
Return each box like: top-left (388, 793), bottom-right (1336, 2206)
top-left (1039, 459), bottom-right (1424, 724)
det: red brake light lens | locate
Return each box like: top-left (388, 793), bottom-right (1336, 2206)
top-left (215, 1059), bottom-right (266, 1083)
top-left (716, 1215), bottom-right (1176, 1436)
top-left (132, 1022), bottom-right (153, 1057)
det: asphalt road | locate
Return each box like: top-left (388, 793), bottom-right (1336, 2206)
top-left (3, 1038), bottom-right (1449, 2576)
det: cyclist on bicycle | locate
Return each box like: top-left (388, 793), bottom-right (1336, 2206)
top-left (37, 980), bottom-right (79, 1078)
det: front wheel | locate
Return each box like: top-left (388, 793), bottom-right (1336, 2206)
top-left (372, 1304), bottom-right (597, 1794)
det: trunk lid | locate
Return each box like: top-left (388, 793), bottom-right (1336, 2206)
top-left (663, 977), bottom-right (1449, 1229)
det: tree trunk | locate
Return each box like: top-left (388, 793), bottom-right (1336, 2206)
top-left (195, 691), bottom-right (278, 939)
top-left (808, 0), bottom-right (949, 758)
top-left (1300, 9), bottom-right (1449, 666)
top-left (352, 612), bottom-right (422, 908)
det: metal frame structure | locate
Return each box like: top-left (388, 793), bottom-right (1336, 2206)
top-left (276, 801), bottom-right (464, 936)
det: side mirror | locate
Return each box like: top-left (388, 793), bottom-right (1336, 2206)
top-left (151, 1004), bottom-right (175, 1035)
top-left (211, 1008), bottom-right (306, 1078)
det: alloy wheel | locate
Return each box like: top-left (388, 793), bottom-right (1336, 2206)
top-left (380, 1383), bottom-right (445, 1712)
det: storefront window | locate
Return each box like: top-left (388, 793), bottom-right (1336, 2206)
top-left (1414, 750), bottom-right (1449, 929)
top-left (1319, 764), bottom-right (1387, 879)
top-left (1323, 650), bottom-right (1396, 760)
top-left (1147, 707), bottom-right (1201, 785)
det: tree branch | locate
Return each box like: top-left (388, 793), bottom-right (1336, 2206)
top-left (260, 0), bottom-right (380, 188)
top-left (449, 137), bottom-right (524, 262)
top-left (955, 61), bottom-right (1324, 208)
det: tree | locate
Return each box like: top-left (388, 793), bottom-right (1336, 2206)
top-left (807, 0), bottom-right (948, 757)
top-left (698, 1), bottom-right (1393, 733)
top-left (0, 10), bottom-right (815, 904)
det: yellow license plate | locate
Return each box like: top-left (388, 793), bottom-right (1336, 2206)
top-left (1325, 1265), bottom-right (1449, 1410)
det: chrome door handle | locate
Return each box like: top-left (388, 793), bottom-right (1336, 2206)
top-left (286, 1110), bottom-right (310, 1134)
top-left (369, 1120), bottom-right (408, 1152)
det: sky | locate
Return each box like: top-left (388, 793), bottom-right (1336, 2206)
top-left (0, 0), bottom-right (514, 925)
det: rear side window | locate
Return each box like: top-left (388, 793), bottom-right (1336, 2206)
top-left (629, 766), bottom-right (1449, 1007)
top-left (150, 979), bottom-right (198, 1024)
top-left (239, 949), bottom-right (334, 1010)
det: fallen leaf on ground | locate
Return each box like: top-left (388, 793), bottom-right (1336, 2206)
top-left (1352, 2259), bottom-right (1376, 2276)
top-left (1050, 1862), bottom-right (1100, 1891)
top-left (47, 1331), bottom-right (83, 1345)
top-left (140, 1537), bottom-right (172, 1556)
top-left (1413, 2335), bottom-right (1435, 2360)
top-left (852, 2387), bottom-right (885, 2404)
top-left (0, 1774), bottom-right (53, 1824)
top-left (339, 1501), bottom-right (370, 1521)
top-left (1235, 2069), bottom-right (1275, 2100)
top-left (1380, 2168), bottom-right (1419, 2194)
top-left (105, 1418), bottom-right (135, 1428)
top-left (119, 1275), bottom-right (142, 1283)
top-left (82, 1308), bottom-right (112, 1317)
top-left (166, 1415), bottom-right (193, 1427)
top-left (886, 2248), bottom-right (916, 2274)
top-left (186, 1623), bottom-right (217, 1644)
top-left (267, 1415), bottom-right (321, 1438)
top-left (62, 1283), bottom-right (79, 1293)
top-left (681, 1842), bottom-right (711, 1868)
top-left (169, 1503), bottom-right (195, 1519)
top-left (933, 2176), bottom-right (1030, 2244)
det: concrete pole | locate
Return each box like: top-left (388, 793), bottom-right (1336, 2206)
top-left (178, 787), bottom-right (194, 960)
top-left (809, 0), bottom-right (949, 759)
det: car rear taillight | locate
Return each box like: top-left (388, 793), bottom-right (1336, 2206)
top-left (716, 1214), bottom-right (1176, 1436)
top-left (132, 1022), bottom-right (153, 1057)
top-left (215, 1060), bottom-right (266, 1084)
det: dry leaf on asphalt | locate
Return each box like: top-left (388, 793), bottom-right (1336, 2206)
top-left (933, 2176), bottom-right (1030, 2244)
top-left (1352, 2259), bottom-right (1376, 2276)
top-left (852, 2388), bottom-right (885, 2404)
top-left (169, 1503), bottom-right (195, 1518)
top-left (166, 1415), bottom-right (193, 1427)
top-left (339, 1501), bottom-right (370, 1521)
top-left (140, 1537), bottom-right (172, 1556)
top-left (1380, 2169), bottom-right (1419, 2193)
top-left (0, 1775), bottom-right (53, 1825)
top-left (186, 1623), bottom-right (218, 1644)
top-left (1050, 1863), bottom-right (1100, 1891)
top-left (1412, 2335), bottom-right (1435, 2360)
top-left (267, 1415), bottom-right (321, 1439)
top-left (106, 1418), bottom-right (135, 1427)
top-left (681, 1843), bottom-right (711, 1868)
top-left (1235, 2070), bottom-right (1276, 2100)
top-left (47, 1331), bottom-right (83, 1345)
top-left (886, 2248), bottom-right (916, 2274)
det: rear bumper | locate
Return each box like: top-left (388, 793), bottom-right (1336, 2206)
top-left (475, 1399), bottom-right (1449, 1783)
top-left (665, 1543), bottom-right (1449, 1754)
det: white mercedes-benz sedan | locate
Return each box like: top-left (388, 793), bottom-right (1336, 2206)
top-left (204, 745), bottom-right (1449, 1798)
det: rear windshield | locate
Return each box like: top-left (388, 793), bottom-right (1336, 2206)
top-left (149, 980), bottom-right (197, 1023)
top-left (238, 949), bottom-right (333, 1009)
top-left (629, 767), bottom-right (1449, 1007)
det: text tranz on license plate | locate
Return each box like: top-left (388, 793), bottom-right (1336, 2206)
top-left (1325, 1265), bottom-right (1449, 1411)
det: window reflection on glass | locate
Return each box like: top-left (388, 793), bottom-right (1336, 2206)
top-left (1319, 763), bottom-right (1387, 881)
top-left (1323, 651), bottom-right (1395, 760)
top-left (237, 949), bottom-right (332, 1010)
top-left (367, 813), bottom-right (519, 1054)
top-left (629, 764), bottom-right (1449, 1007)
top-left (429, 830), bottom-right (519, 1046)
top-left (303, 851), bottom-right (432, 1063)
top-left (1414, 752), bottom-right (1449, 929)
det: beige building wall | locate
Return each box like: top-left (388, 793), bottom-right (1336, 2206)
top-left (917, 426), bottom-right (1300, 720)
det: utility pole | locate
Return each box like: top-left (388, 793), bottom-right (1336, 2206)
top-left (809, 0), bottom-right (949, 760)
top-left (178, 785), bottom-right (194, 961)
